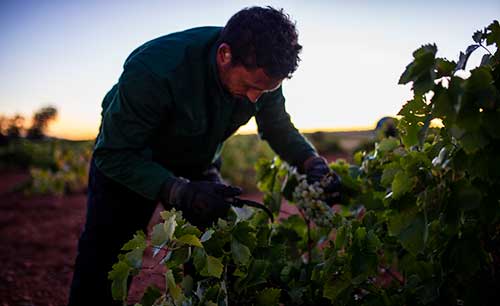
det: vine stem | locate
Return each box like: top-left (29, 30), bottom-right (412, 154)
top-left (383, 266), bottom-right (404, 285)
top-left (298, 209), bottom-right (313, 267)
top-left (479, 43), bottom-right (493, 55)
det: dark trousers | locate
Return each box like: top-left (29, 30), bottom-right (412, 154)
top-left (68, 158), bottom-right (158, 306)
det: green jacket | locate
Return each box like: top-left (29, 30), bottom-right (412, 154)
top-left (94, 26), bottom-right (317, 200)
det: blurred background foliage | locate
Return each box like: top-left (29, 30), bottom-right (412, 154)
top-left (1, 106), bottom-right (382, 195)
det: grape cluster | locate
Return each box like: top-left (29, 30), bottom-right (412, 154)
top-left (291, 172), bottom-right (335, 227)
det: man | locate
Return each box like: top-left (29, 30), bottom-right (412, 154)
top-left (68, 6), bottom-right (340, 305)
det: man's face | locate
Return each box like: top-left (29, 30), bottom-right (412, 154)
top-left (217, 44), bottom-right (283, 103)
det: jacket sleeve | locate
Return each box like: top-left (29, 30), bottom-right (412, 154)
top-left (93, 62), bottom-right (174, 200)
top-left (255, 86), bottom-right (318, 167)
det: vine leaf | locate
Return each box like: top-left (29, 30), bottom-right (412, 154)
top-left (472, 30), bottom-right (485, 43)
top-left (151, 223), bottom-right (168, 256)
top-left (377, 137), bottom-right (399, 153)
top-left (125, 248), bottom-right (145, 269)
top-left (231, 238), bottom-right (251, 265)
top-left (389, 209), bottom-right (426, 255)
top-left (200, 229), bottom-right (215, 242)
top-left (391, 171), bottom-right (415, 199)
top-left (256, 288), bottom-right (281, 306)
top-left (121, 230), bottom-right (147, 251)
top-left (164, 214), bottom-right (177, 241)
top-left (399, 44), bottom-right (437, 96)
top-left (140, 285), bottom-right (162, 306)
top-left (486, 20), bottom-right (500, 46)
top-left (236, 260), bottom-right (269, 292)
top-left (177, 234), bottom-right (202, 247)
top-left (108, 260), bottom-right (131, 302)
top-left (232, 221), bottom-right (257, 250)
top-left (166, 269), bottom-right (182, 301)
top-left (203, 256), bottom-right (224, 278)
top-left (165, 247), bottom-right (191, 268)
top-left (436, 58), bottom-right (456, 78)
top-left (454, 44), bottom-right (480, 72)
top-left (323, 274), bottom-right (351, 302)
top-left (381, 162), bottom-right (401, 187)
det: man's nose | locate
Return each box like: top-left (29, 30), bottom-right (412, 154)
top-left (246, 90), bottom-right (263, 103)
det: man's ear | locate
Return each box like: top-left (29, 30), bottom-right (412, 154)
top-left (217, 43), bottom-right (232, 65)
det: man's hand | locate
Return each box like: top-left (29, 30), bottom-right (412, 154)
top-left (200, 165), bottom-right (224, 183)
top-left (160, 178), bottom-right (242, 227)
top-left (303, 156), bottom-right (341, 205)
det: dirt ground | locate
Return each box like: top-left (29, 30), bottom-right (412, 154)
top-left (0, 170), bottom-right (85, 306)
top-left (0, 154), bottom-right (347, 306)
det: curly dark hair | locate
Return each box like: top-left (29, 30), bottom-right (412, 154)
top-left (218, 6), bottom-right (302, 79)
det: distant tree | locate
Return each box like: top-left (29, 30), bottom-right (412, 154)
top-left (0, 115), bottom-right (8, 146)
top-left (26, 106), bottom-right (58, 140)
top-left (6, 114), bottom-right (25, 139)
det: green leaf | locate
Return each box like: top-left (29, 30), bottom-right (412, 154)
top-left (164, 214), bottom-right (177, 241)
top-left (455, 45), bottom-right (480, 72)
top-left (351, 248), bottom-right (377, 284)
top-left (486, 20), bottom-right (500, 46)
top-left (444, 235), bottom-right (483, 277)
top-left (436, 58), bottom-right (456, 78)
top-left (381, 162), bottom-right (401, 187)
top-left (166, 269), bottom-right (182, 301)
top-left (391, 171), bottom-right (415, 199)
top-left (232, 221), bottom-right (257, 250)
top-left (122, 230), bottom-right (147, 251)
top-left (151, 223), bottom-right (168, 248)
top-left (177, 234), bottom-right (202, 247)
top-left (366, 230), bottom-right (382, 252)
top-left (256, 288), bottom-right (281, 306)
top-left (388, 209), bottom-right (426, 255)
top-left (108, 260), bottom-right (131, 301)
top-left (432, 86), bottom-right (455, 124)
top-left (480, 54), bottom-right (492, 67)
top-left (459, 131), bottom-right (489, 154)
top-left (125, 248), bottom-right (144, 269)
top-left (175, 223), bottom-right (202, 238)
top-left (323, 274), bottom-right (351, 302)
top-left (165, 247), bottom-right (191, 268)
top-left (200, 229), bottom-right (215, 242)
top-left (398, 98), bottom-right (429, 121)
top-left (378, 137), bottom-right (399, 152)
top-left (335, 225), bottom-right (347, 250)
top-left (202, 256), bottom-right (224, 278)
top-left (472, 30), bottom-right (484, 43)
top-left (237, 259), bottom-right (269, 291)
top-left (398, 44), bottom-right (437, 95)
top-left (231, 238), bottom-right (251, 265)
top-left (400, 218), bottom-right (426, 255)
top-left (452, 181), bottom-right (482, 211)
top-left (140, 286), bottom-right (162, 306)
top-left (483, 111), bottom-right (500, 139)
top-left (397, 97), bottom-right (430, 148)
top-left (181, 275), bottom-right (194, 294)
top-left (193, 248), bottom-right (207, 271)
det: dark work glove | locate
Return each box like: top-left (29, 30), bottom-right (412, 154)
top-left (160, 178), bottom-right (242, 227)
top-left (303, 156), bottom-right (342, 205)
top-left (200, 165), bottom-right (224, 183)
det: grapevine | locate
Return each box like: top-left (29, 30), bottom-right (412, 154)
top-left (110, 21), bottom-right (500, 306)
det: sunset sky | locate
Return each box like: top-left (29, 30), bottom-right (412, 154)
top-left (0, 0), bottom-right (498, 140)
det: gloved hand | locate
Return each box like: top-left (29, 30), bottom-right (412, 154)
top-left (160, 178), bottom-right (242, 227)
top-left (200, 165), bottom-right (224, 183)
top-left (303, 156), bottom-right (342, 205)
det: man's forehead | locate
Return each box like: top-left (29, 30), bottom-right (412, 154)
top-left (247, 68), bottom-right (283, 90)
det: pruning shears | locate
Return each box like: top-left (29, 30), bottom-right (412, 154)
top-left (228, 197), bottom-right (274, 223)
